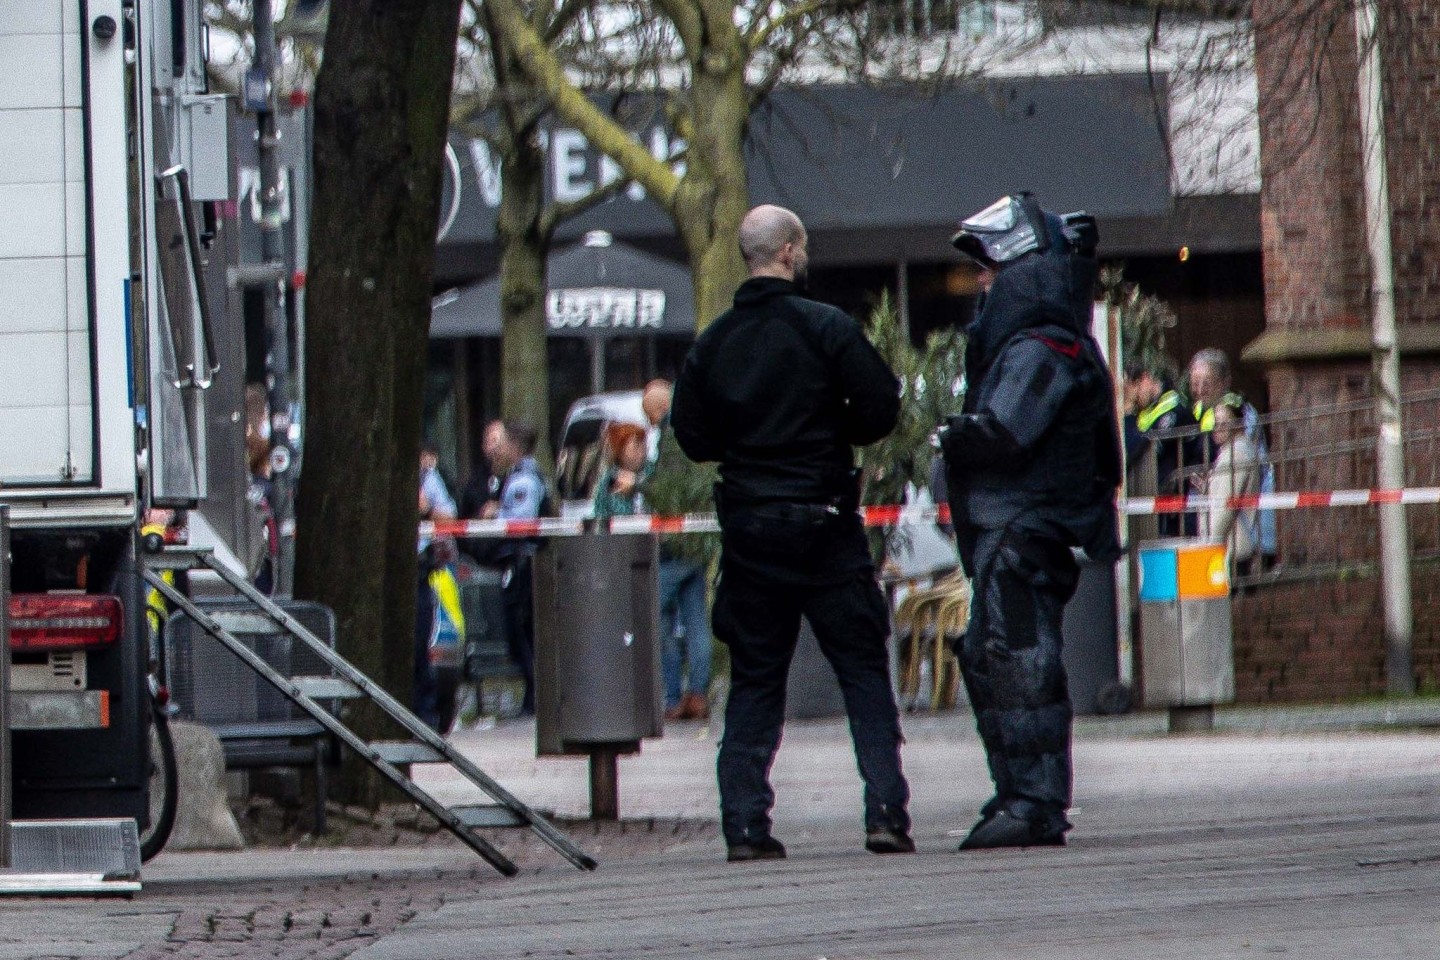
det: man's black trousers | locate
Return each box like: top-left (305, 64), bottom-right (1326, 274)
top-left (958, 525), bottom-right (1080, 833)
top-left (712, 566), bottom-right (910, 846)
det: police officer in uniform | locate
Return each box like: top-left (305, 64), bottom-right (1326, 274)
top-left (940, 193), bottom-right (1122, 850)
top-left (672, 204), bottom-right (913, 862)
top-left (1124, 362), bottom-right (1202, 536)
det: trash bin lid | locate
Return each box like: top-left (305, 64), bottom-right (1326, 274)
top-left (1138, 540), bottom-right (1228, 601)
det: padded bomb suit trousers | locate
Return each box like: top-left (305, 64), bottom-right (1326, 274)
top-left (959, 525), bottom-right (1080, 833)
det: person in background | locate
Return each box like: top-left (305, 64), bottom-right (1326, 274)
top-left (592, 422), bottom-right (650, 520)
top-left (416, 441), bottom-right (458, 732)
top-left (481, 419), bottom-right (547, 717)
top-left (1198, 400), bottom-right (1261, 576)
top-left (638, 380), bottom-right (715, 722)
top-left (245, 384), bottom-right (278, 594)
top-left (1123, 361), bottom-right (1202, 537)
top-left (459, 454), bottom-right (501, 527)
top-left (1188, 348), bottom-right (1276, 569)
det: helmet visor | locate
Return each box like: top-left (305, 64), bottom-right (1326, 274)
top-left (951, 195), bottom-right (1040, 266)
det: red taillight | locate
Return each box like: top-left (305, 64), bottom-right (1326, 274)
top-left (9, 594), bottom-right (123, 651)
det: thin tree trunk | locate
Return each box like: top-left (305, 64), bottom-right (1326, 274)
top-left (296, 0), bottom-right (463, 805)
top-left (497, 119), bottom-right (554, 467)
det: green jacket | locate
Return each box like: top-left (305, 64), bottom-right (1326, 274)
top-left (591, 464), bottom-right (644, 521)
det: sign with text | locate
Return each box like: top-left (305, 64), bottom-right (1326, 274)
top-left (547, 288), bottom-right (667, 331)
top-left (439, 77), bottom-right (1174, 252)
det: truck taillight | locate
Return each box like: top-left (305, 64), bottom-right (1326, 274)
top-left (9, 595), bottom-right (123, 651)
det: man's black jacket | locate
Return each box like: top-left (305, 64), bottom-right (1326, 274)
top-left (671, 277), bottom-right (900, 504)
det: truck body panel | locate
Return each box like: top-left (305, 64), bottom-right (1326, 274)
top-left (0, 1), bottom-right (135, 524)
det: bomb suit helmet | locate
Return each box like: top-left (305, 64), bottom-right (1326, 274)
top-left (951, 192), bottom-right (1051, 268)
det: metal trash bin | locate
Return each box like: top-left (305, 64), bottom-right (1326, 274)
top-left (533, 535), bottom-right (661, 756)
top-left (1137, 538), bottom-right (1234, 722)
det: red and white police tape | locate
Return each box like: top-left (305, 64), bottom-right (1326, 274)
top-left (421, 486), bottom-right (1440, 539)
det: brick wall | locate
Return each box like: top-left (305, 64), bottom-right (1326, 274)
top-left (1232, 559), bottom-right (1440, 702)
top-left (1376, 3), bottom-right (1440, 328)
top-left (1253, 2), bottom-right (1440, 337)
top-left (1252, 0), bottom-right (1366, 335)
top-left (1240, 0), bottom-right (1440, 700)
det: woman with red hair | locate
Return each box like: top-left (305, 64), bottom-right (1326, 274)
top-left (592, 421), bottom-right (650, 520)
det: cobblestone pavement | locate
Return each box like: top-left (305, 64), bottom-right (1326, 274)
top-left (1, 819), bottom-right (719, 960)
top-left (106, 871), bottom-right (452, 960)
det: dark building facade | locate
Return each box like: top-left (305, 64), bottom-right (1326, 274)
top-left (431, 74), bottom-right (1266, 478)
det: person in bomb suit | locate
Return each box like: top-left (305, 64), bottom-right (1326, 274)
top-left (939, 193), bottom-right (1122, 850)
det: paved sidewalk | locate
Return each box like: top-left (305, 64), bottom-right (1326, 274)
top-left (411, 699), bottom-right (1440, 827)
top-left (4, 703), bottom-right (1440, 959)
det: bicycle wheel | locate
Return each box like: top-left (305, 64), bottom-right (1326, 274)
top-left (139, 706), bottom-right (179, 862)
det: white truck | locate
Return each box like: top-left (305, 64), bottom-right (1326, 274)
top-left (2, 0), bottom-right (227, 860)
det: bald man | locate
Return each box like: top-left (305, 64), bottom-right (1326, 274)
top-left (672, 205), bottom-right (912, 861)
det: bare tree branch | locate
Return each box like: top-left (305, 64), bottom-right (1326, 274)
top-left (485, 0), bottom-right (684, 209)
top-left (542, 173), bottom-right (636, 234)
top-left (745, 0), bottom-right (862, 54)
top-left (650, 0), bottom-right (704, 55)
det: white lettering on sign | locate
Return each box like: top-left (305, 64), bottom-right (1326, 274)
top-left (547, 289), bottom-right (666, 330)
top-left (552, 130), bottom-right (590, 203)
top-left (465, 126), bottom-right (682, 208)
top-left (467, 139), bottom-right (503, 206)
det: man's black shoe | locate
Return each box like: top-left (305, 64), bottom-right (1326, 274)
top-left (957, 810), bottom-right (1066, 851)
top-left (726, 836), bottom-right (787, 862)
top-left (865, 827), bottom-right (916, 854)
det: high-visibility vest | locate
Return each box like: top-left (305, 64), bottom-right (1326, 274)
top-left (1193, 391), bottom-right (1246, 432)
top-left (428, 567), bottom-right (466, 635)
top-left (1137, 390), bottom-right (1183, 432)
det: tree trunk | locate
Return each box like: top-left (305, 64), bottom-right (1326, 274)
top-left (676, 51), bottom-right (750, 329)
top-left (497, 120), bottom-right (554, 467)
top-left (296, 0), bottom-right (463, 806)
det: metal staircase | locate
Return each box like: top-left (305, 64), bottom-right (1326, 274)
top-left (143, 548), bottom-right (597, 877)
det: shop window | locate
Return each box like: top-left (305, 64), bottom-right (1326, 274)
top-left (874, 0), bottom-right (998, 38)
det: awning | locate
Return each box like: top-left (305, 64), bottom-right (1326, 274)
top-left (430, 234), bottom-right (695, 338)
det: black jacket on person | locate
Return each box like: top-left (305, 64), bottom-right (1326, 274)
top-left (672, 277), bottom-right (900, 585)
top-left (672, 277), bottom-right (899, 504)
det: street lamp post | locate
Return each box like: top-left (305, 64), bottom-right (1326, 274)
top-left (1353, 0), bottom-right (1414, 695)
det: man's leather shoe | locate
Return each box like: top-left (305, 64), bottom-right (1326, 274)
top-left (865, 827), bottom-right (916, 854)
top-left (726, 836), bottom-right (787, 862)
top-left (957, 810), bottom-right (1066, 851)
